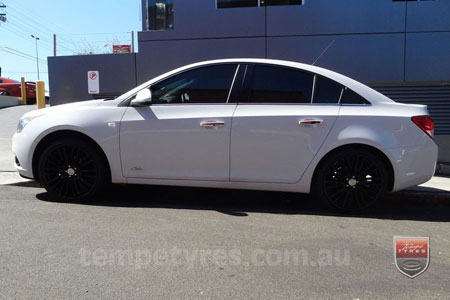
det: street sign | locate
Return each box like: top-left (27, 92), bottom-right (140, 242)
top-left (113, 45), bottom-right (131, 54)
top-left (87, 71), bottom-right (99, 94)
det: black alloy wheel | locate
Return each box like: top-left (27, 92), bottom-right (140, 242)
top-left (313, 148), bottom-right (389, 212)
top-left (38, 138), bottom-right (109, 202)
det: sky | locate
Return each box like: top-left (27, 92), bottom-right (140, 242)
top-left (0, 0), bottom-right (142, 90)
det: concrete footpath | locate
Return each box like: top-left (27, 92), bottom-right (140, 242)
top-left (1, 105), bottom-right (449, 200)
top-left (0, 105), bottom-right (38, 185)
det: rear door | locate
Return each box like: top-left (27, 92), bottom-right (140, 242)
top-left (230, 64), bottom-right (342, 183)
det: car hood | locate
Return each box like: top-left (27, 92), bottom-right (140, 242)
top-left (22, 99), bottom-right (105, 118)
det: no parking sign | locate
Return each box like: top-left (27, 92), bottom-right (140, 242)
top-left (87, 71), bottom-right (100, 94)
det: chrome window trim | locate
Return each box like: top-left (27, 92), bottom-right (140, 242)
top-left (310, 74), bottom-right (317, 104)
top-left (226, 65), bottom-right (240, 104)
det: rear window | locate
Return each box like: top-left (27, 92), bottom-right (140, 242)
top-left (340, 88), bottom-right (370, 105)
top-left (313, 76), bottom-right (343, 104)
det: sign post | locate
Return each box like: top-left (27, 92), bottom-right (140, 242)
top-left (87, 71), bottom-right (100, 95)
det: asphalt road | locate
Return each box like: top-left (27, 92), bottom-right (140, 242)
top-left (1, 182), bottom-right (450, 299)
top-left (1, 105), bottom-right (450, 299)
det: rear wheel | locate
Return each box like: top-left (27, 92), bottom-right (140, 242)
top-left (312, 148), bottom-right (389, 212)
top-left (38, 138), bottom-right (109, 202)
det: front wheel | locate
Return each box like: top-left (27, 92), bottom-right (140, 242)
top-left (38, 138), bottom-right (110, 202)
top-left (312, 148), bottom-right (389, 212)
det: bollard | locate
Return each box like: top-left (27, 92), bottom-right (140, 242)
top-left (20, 77), bottom-right (27, 105)
top-left (36, 81), bottom-right (46, 109)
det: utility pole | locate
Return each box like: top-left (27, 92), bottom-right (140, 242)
top-left (0, 3), bottom-right (7, 23)
top-left (31, 35), bottom-right (40, 80)
top-left (131, 31), bottom-right (135, 53)
top-left (53, 34), bottom-right (57, 56)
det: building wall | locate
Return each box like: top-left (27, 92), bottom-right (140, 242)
top-left (137, 0), bottom-right (450, 84)
top-left (48, 54), bottom-right (137, 105)
top-left (136, 38), bottom-right (265, 84)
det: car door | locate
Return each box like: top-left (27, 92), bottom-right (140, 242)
top-left (120, 63), bottom-right (240, 181)
top-left (230, 64), bottom-right (342, 183)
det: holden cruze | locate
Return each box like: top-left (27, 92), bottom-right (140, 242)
top-left (12, 59), bottom-right (438, 211)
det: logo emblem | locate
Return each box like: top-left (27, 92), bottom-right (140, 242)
top-left (394, 236), bottom-right (429, 278)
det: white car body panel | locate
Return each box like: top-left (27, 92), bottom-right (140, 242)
top-left (230, 104), bottom-right (339, 183)
top-left (12, 58), bottom-right (438, 196)
top-left (120, 104), bottom-right (236, 180)
top-left (13, 100), bottom-right (128, 183)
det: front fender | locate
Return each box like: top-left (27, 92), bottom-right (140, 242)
top-left (14, 103), bottom-right (128, 183)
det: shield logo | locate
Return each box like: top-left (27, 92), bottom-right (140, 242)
top-left (393, 236), bottom-right (430, 278)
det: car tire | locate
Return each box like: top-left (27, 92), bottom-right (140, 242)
top-left (38, 138), bottom-right (110, 202)
top-left (312, 148), bottom-right (389, 212)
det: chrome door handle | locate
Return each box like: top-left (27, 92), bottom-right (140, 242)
top-left (299, 119), bottom-right (324, 126)
top-left (200, 121), bottom-right (225, 127)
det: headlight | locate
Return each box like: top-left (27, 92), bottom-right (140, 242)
top-left (17, 115), bottom-right (41, 133)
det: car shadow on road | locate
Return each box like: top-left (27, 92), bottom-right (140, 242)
top-left (35, 183), bottom-right (450, 222)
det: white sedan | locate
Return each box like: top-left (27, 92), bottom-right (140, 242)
top-left (12, 59), bottom-right (438, 211)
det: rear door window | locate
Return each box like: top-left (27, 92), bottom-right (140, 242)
top-left (313, 76), bottom-right (343, 104)
top-left (245, 65), bottom-right (314, 104)
top-left (340, 87), bottom-right (370, 105)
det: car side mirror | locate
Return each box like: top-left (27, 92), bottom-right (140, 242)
top-left (131, 88), bottom-right (152, 107)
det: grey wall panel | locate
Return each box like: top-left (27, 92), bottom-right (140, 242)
top-left (267, 0), bottom-right (406, 36)
top-left (434, 135), bottom-right (450, 164)
top-left (48, 54), bottom-right (137, 105)
top-left (407, 0), bottom-right (450, 32)
top-left (139, 0), bottom-right (265, 41)
top-left (406, 32), bottom-right (450, 82)
top-left (136, 37), bottom-right (265, 84)
top-left (267, 34), bottom-right (404, 83)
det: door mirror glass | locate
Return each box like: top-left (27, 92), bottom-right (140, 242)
top-left (131, 88), bottom-right (152, 106)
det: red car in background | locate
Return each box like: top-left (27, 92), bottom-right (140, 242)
top-left (0, 77), bottom-right (36, 100)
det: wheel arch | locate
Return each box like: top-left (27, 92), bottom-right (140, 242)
top-left (32, 130), bottom-right (111, 181)
top-left (311, 143), bottom-right (395, 192)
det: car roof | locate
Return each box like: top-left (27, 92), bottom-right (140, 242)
top-left (0, 77), bottom-right (19, 84)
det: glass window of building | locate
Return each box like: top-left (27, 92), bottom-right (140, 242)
top-left (217, 0), bottom-right (258, 8)
top-left (147, 0), bottom-right (174, 30)
top-left (217, 0), bottom-right (302, 8)
top-left (261, 0), bottom-right (302, 6)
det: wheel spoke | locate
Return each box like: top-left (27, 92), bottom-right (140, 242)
top-left (42, 144), bottom-right (98, 199)
top-left (323, 152), bottom-right (386, 211)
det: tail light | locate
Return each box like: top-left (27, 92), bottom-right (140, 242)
top-left (412, 115), bottom-right (434, 139)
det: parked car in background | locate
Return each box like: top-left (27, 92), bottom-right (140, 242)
top-left (0, 77), bottom-right (36, 100)
top-left (12, 59), bottom-right (438, 212)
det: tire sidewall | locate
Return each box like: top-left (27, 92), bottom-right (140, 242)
top-left (38, 138), bottom-right (109, 202)
top-left (312, 148), bottom-right (389, 212)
